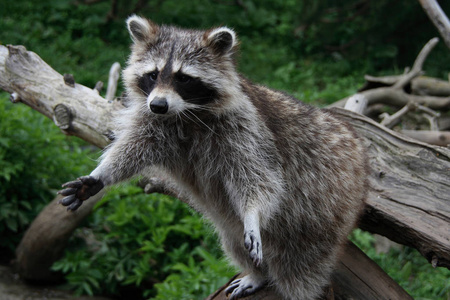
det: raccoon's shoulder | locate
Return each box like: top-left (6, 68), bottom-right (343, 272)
top-left (239, 76), bottom-right (317, 129)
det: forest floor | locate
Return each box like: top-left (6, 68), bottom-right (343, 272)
top-left (0, 265), bottom-right (112, 300)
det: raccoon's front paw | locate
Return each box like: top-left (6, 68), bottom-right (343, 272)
top-left (225, 274), bottom-right (266, 300)
top-left (58, 176), bottom-right (104, 211)
top-left (244, 229), bottom-right (263, 267)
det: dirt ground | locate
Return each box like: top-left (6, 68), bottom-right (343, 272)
top-left (0, 265), bottom-right (112, 300)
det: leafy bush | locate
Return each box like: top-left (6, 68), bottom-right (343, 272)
top-left (351, 229), bottom-right (450, 300)
top-left (0, 95), bottom-right (97, 255)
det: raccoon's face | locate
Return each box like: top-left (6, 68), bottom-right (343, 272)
top-left (124, 15), bottom-right (239, 116)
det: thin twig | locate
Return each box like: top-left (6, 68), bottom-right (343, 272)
top-left (394, 37), bottom-right (439, 89)
top-left (380, 102), bottom-right (415, 128)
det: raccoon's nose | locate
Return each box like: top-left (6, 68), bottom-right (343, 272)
top-left (150, 97), bottom-right (169, 114)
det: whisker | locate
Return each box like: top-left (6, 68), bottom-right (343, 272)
top-left (185, 109), bottom-right (216, 135)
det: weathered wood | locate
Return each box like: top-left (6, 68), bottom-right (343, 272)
top-left (343, 93), bottom-right (368, 114)
top-left (401, 130), bottom-right (450, 146)
top-left (334, 108), bottom-right (450, 268)
top-left (331, 38), bottom-right (450, 111)
top-left (331, 82), bottom-right (450, 110)
top-left (105, 62), bottom-right (120, 102)
top-left (418, 0), bottom-right (450, 49)
top-left (0, 45), bottom-right (119, 149)
top-left (360, 75), bottom-right (450, 97)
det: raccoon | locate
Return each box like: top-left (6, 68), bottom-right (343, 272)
top-left (59, 15), bottom-right (368, 299)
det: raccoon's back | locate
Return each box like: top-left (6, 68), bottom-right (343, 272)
top-left (241, 77), bottom-right (367, 225)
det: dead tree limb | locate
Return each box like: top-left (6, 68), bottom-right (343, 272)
top-left (400, 130), bottom-right (450, 146)
top-left (361, 75), bottom-right (450, 97)
top-left (418, 0), bottom-right (450, 49)
top-left (105, 62), bottom-right (120, 102)
top-left (0, 45), bottom-right (119, 149)
top-left (394, 37), bottom-right (438, 89)
top-left (333, 38), bottom-right (450, 111)
top-left (1, 45), bottom-right (449, 298)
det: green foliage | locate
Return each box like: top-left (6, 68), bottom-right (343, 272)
top-left (351, 229), bottom-right (450, 300)
top-left (0, 95), bottom-right (97, 253)
top-left (0, 0), bottom-right (129, 89)
top-left (52, 185), bottom-right (236, 299)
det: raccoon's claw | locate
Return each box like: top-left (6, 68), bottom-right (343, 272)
top-left (225, 274), bottom-right (266, 300)
top-left (58, 176), bottom-right (104, 211)
top-left (67, 198), bottom-right (83, 211)
top-left (61, 180), bottom-right (83, 189)
top-left (58, 187), bottom-right (78, 196)
top-left (57, 194), bottom-right (82, 211)
top-left (244, 230), bottom-right (263, 267)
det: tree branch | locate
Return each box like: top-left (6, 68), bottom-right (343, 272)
top-left (393, 37), bottom-right (439, 89)
top-left (0, 45), bottom-right (120, 149)
top-left (331, 38), bottom-right (450, 113)
top-left (418, 0), bottom-right (450, 49)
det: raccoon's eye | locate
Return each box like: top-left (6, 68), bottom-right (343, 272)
top-left (149, 71), bottom-right (158, 81)
top-left (175, 73), bottom-right (193, 84)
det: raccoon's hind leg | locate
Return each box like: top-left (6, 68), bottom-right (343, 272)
top-left (243, 209), bottom-right (263, 267)
top-left (225, 273), bottom-right (266, 300)
top-left (223, 210), bottom-right (267, 299)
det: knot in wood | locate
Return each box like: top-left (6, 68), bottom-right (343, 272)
top-left (7, 44), bottom-right (27, 56)
top-left (94, 81), bottom-right (104, 94)
top-left (53, 104), bottom-right (72, 130)
top-left (63, 73), bottom-right (75, 87)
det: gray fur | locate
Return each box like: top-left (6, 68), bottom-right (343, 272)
top-left (82, 16), bottom-right (368, 299)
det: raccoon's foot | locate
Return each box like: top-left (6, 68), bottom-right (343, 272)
top-left (58, 176), bottom-right (104, 211)
top-left (225, 273), bottom-right (266, 300)
top-left (244, 229), bottom-right (262, 267)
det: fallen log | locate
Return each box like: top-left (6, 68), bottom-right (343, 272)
top-left (1, 44), bottom-right (449, 298)
top-left (334, 108), bottom-right (450, 268)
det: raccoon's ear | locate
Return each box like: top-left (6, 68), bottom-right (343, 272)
top-left (126, 15), bottom-right (159, 44)
top-left (204, 27), bottom-right (237, 55)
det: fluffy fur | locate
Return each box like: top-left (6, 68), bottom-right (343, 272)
top-left (60, 16), bottom-right (368, 299)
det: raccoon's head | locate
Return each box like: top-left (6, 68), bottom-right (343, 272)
top-left (123, 15), bottom-right (240, 116)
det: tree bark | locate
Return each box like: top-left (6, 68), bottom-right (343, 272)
top-left (0, 45), bottom-right (119, 149)
top-left (334, 108), bottom-right (450, 268)
top-left (1, 44), bottom-right (449, 298)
